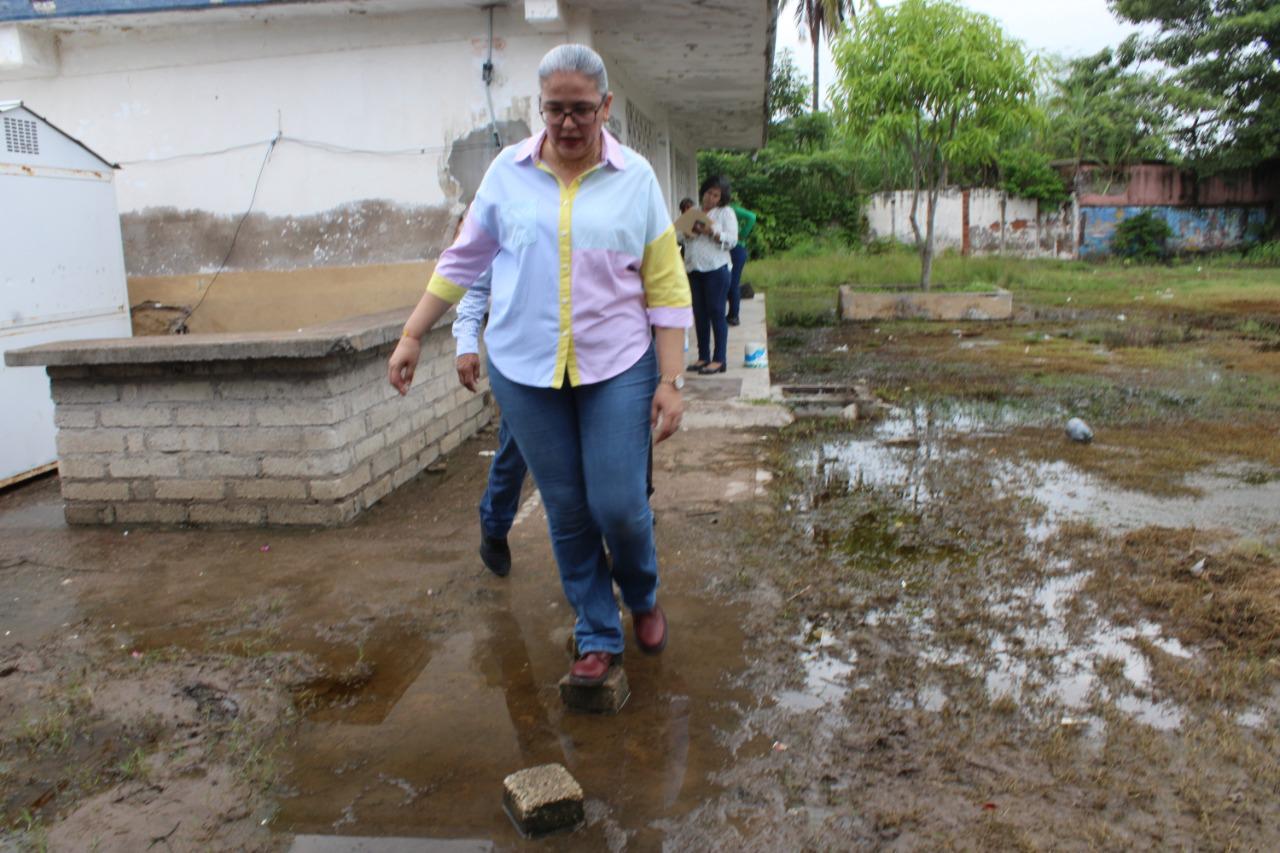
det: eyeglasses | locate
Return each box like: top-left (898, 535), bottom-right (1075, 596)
top-left (539, 97), bottom-right (606, 126)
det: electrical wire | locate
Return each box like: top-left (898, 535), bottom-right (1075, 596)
top-left (483, 4), bottom-right (503, 151)
top-left (177, 132), bottom-right (279, 333)
top-left (117, 134), bottom-right (504, 165)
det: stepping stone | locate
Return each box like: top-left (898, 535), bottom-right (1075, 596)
top-left (558, 665), bottom-right (630, 714)
top-left (502, 763), bottom-right (585, 837)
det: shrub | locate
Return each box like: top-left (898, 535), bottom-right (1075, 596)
top-left (1242, 241), bottom-right (1280, 267)
top-left (1112, 210), bottom-right (1173, 262)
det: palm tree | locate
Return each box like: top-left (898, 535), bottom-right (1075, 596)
top-left (789, 0), bottom-right (857, 112)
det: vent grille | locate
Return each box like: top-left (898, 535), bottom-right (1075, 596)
top-left (625, 101), bottom-right (658, 169)
top-left (4, 116), bottom-right (39, 156)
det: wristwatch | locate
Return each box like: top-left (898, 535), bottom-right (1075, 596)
top-left (660, 374), bottom-right (685, 391)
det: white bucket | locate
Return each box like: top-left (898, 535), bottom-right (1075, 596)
top-left (744, 341), bottom-right (767, 368)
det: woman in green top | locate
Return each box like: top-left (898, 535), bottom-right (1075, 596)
top-left (728, 204), bottom-right (757, 326)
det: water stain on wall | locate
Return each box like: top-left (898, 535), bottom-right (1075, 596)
top-left (121, 200), bottom-right (457, 278)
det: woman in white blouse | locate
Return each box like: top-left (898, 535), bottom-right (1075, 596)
top-left (683, 176), bottom-right (738, 374)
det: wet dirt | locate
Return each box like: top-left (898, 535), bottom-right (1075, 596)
top-left (0, 427), bottom-right (781, 851)
top-left (5, 288), bottom-right (1280, 849)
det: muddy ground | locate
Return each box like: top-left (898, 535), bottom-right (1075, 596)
top-left (3, 292), bottom-right (1280, 850)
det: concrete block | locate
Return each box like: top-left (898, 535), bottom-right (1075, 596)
top-left (180, 455), bottom-right (261, 478)
top-left (57, 455), bottom-right (106, 479)
top-left (502, 764), bottom-right (585, 838)
top-left (53, 407), bottom-right (97, 429)
top-left (558, 665), bottom-right (630, 714)
top-left (266, 500), bottom-right (359, 526)
top-left (352, 432), bottom-right (385, 462)
top-left (188, 504), bottom-right (266, 526)
top-left (218, 428), bottom-right (307, 455)
top-left (120, 380), bottom-right (214, 403)
top-left (128, 480), bottom-right (157, 500)
top-left (261, 449), bottom-right (353, 478)
top-left (108, 456), bottom-right (181, 478)
top-left (146, 428), bottom-right (219, 453)
top-left (838, 286), bottom-right (1012, 322)
top-left (50, 381), bottom-right (120, 404)
top-left (61, 480), bottom-right (131, 501)
top-left (64, 503), bottom-right (115, 525)
top-left (309, 464), bottom-right (372, 501)
top-left (440, 427), bottom-right (462, 455)
top-left (361, 473), bottom-right (394, 508)
top-left (256, 400), bottom-right (348, 427)
top-left (125, 432), bottom-right (146, 454)
top-left (154, 479), bottom-right (226, 500)
top-left (56, 429), bottom-right (125, 455)
top-left (99, 405), bottom-right (174, 428)
top-left (230, 479), bottom-right (308, 501)
top-left (175, 403), bottom-right (256, 427)
top-left (370, 446), bottom-right (401, 479)
top-left (215, 376), bottom-right (331, 400)
top-left (114, 502), bottom-right (189, 525)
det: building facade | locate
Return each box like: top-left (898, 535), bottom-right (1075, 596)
top-left (1, 0), bottom-right (777, 333)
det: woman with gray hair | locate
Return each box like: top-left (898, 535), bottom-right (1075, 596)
top-left (388, 44), bottom-right (692, 688)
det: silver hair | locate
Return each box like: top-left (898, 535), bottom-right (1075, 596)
top-left (537, 44), bottom-right (608, 94)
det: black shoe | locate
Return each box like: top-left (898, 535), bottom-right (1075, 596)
top-left (479, 534), bottom-right (511, 577)
top-left (727, 316), bottom-right (740, 326)
top-left (698, 362), bottom-right (727, 375)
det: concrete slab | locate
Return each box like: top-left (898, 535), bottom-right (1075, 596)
top-left (558, 665), bottom-right (631, 714)
top-left (838, 287), bottom-right (1012, 322)
top-left (501, 763), bottom-right (585, 837)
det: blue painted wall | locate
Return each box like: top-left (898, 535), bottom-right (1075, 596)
top-left (0, 0), bottom-right (283, 22)
top-left (1079, 205), bottom-right (1268, 258)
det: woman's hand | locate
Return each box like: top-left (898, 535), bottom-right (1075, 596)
top-left (388, 336), bottom-right (422, 395)
top-left (651, 383), bottom-right (684, 443)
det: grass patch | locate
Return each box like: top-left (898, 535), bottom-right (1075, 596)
top-left (749, 246), bottom-right (1280, 325)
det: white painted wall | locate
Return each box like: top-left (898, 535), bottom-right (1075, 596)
top-left (1, 105), bottom-right (131, 481)
top-left (867, 188), bottom-right (1075, 258)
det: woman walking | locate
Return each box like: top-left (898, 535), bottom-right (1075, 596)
top-left (683, 176), bottom-right (738, 375)
top-left (388, 44), bottom-right (691, 687)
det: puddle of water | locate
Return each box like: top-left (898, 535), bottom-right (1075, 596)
top-left (275, 579), bottom-right (757, 847)
top-left (789, 403), bottom-right (1230, 731)
top-left (775, 621), bottom-right (856, 713)
top-left (1004, 459), bottom-right (1280, 540)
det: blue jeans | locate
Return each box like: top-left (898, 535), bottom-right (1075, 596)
top-left (478, 418), bottom-right (527, 539)
top-left (689, 264), bottom-right (731, 365)
top-left (728, 245), bottom-right (748, 320)
top-left (486, 347), bottom-right (659, 655)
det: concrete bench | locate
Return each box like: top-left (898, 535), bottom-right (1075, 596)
top-left (4, 308), bottom-right (492, 527)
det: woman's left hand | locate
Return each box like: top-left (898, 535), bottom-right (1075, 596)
top-left (651, 384), bottom-right (684, 443)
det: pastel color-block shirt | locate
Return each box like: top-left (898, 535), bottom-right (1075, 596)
top-left (426, 129), bottom-right (692, 389)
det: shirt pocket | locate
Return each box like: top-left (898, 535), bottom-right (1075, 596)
top-left (498, 200), bottom-right (537, 249)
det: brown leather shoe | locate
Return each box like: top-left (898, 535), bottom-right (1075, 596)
top-left (633, 604), bottom-right (667, 655)
top-left (568, 651), bottom-right (617, 686)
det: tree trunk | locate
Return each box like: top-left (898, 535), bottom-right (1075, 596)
top-left (922, 165), bottom-right (946, 291)
top-left (811, 32), bottom-right (821, 112)
top-left (907, 175), bottom-right (922, 248)
top-left (921, 193), bottom-right (935, 291)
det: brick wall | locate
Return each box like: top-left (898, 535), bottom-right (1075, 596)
top-left (42, 323), bottom-right (492, 526)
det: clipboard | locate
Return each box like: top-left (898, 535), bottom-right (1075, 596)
top-left (673, 207), bottom-right (713, 238)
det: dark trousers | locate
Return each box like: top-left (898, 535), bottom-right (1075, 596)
top-left (728, 245), bottom-right (748, 321)
top-left (689, 264), bottom-right (731, 365)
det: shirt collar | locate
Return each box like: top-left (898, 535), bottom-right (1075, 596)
top-left (515, 128), bottom-right (627, 171)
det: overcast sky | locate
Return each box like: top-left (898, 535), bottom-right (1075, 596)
top-left (779, 0), bottom-right (1145, 106)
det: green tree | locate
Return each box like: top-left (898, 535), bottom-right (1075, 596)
top-left (769, 48), bottom-right (811, 122)
top-left (1045, 49), bottom-right (1181, 190)
top-left (1110, 0), bottom-right (1280, 172)
top-left (832, 0), bottom-right (1039, 288)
